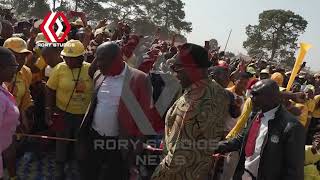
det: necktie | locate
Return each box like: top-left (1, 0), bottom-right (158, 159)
top-left (245, 113), bottom-right (263, 157)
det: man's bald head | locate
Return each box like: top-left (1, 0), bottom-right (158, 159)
top-left (96, 41), bottom-right (121, 60)
top-left (251, 79), bottom-right (281, 112)
top-left (95, 42), bottom-right (123, 75)
top-left (252, 79), bottom-right (280, 97)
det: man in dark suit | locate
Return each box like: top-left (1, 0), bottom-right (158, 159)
top-left (77, 42), bottom-right (163, 180)
top-left (216, 79), bottom-right (305, 180)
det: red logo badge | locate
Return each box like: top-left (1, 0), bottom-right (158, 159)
top-left (40, 11), bottom-right (71, 43)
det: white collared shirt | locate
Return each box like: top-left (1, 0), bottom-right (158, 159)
top-left (91, 64), bottom-right (128, 136)
top-left (242, 106), bottom-right (280, 180)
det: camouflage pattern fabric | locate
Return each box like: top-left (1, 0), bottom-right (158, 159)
top-left (152, 79), bottom-right (230, 180)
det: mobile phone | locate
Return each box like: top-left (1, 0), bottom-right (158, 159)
top-left (205, 41), bottom-right (210, 50)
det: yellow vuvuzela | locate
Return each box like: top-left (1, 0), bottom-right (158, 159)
top-left (286, 42), bottom-right (312, 91)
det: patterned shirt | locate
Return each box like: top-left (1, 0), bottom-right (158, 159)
top-left (152, 79), bottom-right (230, 180)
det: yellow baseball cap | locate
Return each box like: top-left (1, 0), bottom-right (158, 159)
top-left (271, 72), bottom-right (284, 87)
top-left (61, 40), bottom-right (85, 57)
top-left (3, 37), bottom-right (32, 54)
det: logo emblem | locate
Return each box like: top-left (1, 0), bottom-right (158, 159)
top-left (270, 135), bottom-right (279, 143)
top-left (40, 11), bottom-right (71, 43)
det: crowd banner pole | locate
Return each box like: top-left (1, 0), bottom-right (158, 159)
top-left (286, 42), bottom-right (312, 91)
top-left (223, 29), bottom-right (232, 52)
top-left (15, 133), bottom-right (77, 142)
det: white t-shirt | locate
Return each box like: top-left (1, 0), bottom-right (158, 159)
top-left (91, 64), bottom-right (128, 136)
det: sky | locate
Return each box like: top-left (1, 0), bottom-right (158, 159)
top-left (182, 0), bottom-right (320, 71)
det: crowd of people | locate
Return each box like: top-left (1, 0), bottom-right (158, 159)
top-left (0, 11), bottom-right (320, 180)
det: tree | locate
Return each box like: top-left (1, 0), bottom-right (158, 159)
top-left (146, 0), bottom-right (192, 34)
top-left (5, 0), bottom-right (192, 41)
top-left (76, 0), bottom-right (192, 39)
top-left (2, 0), bottom-right (50, 19)
top-left (77, 0), bottom-right (106, 21)
top-left (243, 9), bottom-right (308, 66)
top-left (30, 0), bottom-right (50, 18)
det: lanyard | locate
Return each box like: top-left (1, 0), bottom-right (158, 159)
top-left (64, 66), bottom-right (82, 112)
top-left (70, 66), bottom-right (82, 85)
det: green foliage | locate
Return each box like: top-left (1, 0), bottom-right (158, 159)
top-left (243, 9), bottom-right (307, 66)
top-left (5, 0), bottom-right (191, 39)
top-left (30, 0), bottom-right (50, 18)
top-left (146, 0), bottom-right (192, 33)
top-left (1, 0), bottom-right (50, 18)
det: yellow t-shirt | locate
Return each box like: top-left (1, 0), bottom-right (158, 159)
top-left (35, 56), bottom-right (47, 70)
top-left (312, 95), bottom-right (320, 118)
top-left (5, 65), bottom-right (33, 110)
top-left (294, 102), bottom-right (308, 127)
top-left (46, 62), bottom-right (93, 115)
top-left (306, 99), bottom-right (316, 113)
top-left (32, 56), bottom-right (47, 83)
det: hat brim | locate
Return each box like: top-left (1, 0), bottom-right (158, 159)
top-left (12, 48), bottom-right (32, 54)
top-left (36, 40), bottom-right (47, 44)
top-left (61, 51), bottom-right (85, 58)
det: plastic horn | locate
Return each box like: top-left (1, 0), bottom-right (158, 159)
top-left (286, 42), bottom-right (312, 91)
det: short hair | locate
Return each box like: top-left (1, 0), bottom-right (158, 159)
top-left (41, 46), bottom-right (62, 53)
top-left (180, 43), bottom-right (212, 68)
top-left (237, 72), bottom-right (251, 80)
top-left (209, 66), bottom-right (229, 77)
top-left (0, 47), bottom-right (15, 66)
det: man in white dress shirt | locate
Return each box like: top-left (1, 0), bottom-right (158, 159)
top-left (216, 79), bottom-right (305, 180)
top-left (77, 42), bottom-right (163, 180)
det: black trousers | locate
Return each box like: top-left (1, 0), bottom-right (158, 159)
top-left (77, 129), bottom-right (129, 180)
